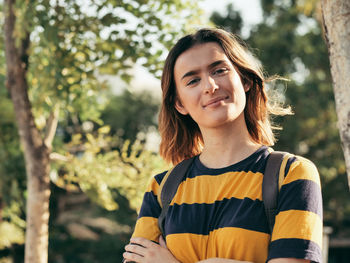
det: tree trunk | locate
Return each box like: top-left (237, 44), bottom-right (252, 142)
top-left (322, 0), bottom-right (350, 189)
top-left (4, 0), bottom-right (51, 262)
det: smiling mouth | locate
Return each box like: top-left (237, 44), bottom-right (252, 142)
top-left (204, 96), bottom-right (229, 108)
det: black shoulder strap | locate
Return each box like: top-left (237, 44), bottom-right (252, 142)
top-left (263, 151), bottom-right (287, 233)
top-left (158, 157), bottom-right (195, 238)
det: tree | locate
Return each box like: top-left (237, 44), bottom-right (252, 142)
top-left (4, 2), bottom-right (51, 262)
top-left (2, 0), bottom-right (203, 261)
top-left (101, 89), bottom-right (160, 144)
top-left (210, 3), bottom-right (242, 35)
top-left (321, 0), bottom-right (350, 189)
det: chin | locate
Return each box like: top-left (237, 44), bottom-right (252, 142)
top-left (200, 118), bottom-right (233, 129)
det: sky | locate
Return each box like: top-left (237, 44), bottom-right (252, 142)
top-left (200, 0), bottom-right (263, 32)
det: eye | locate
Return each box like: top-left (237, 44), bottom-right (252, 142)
top-left (213, 68), bottom-right (228, 75)
top-left (186, 77), bottom-right (200, 86)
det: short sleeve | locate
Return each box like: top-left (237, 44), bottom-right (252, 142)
top-left (131, 171), bottom-right (167, 242)
top-left (267, 156), bottom-right (323, 262)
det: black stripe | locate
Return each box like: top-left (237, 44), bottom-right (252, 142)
top-left (154, 171), bottom-right (167, 185)
top-left (164, 197), bottom-right (269, 236)
top-left (268, 238), bottom-right (322, 262)
top-left (278, 179), bottom-right (322, 218)
top-left (284, 156), bottom-right (297, 177)
top-left (187, 146), bottom-right (270, 178)
top-left (138, 191), bottom-right (161, 219)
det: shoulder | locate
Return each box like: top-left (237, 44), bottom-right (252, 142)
top-left (283, 155), bottom-right (320, 187)
top-left (276, 153), bottom-right (323, 220)
top-left (140, 171), bottom-right (168, 198)
top-left (153, 170), bottom-right (169, 185)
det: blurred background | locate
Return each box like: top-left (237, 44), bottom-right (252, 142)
top-left (0, 0), bottom-right (349, 262)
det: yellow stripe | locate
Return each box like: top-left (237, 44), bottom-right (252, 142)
top-left (145, 177), bottom-right (161, 196)
top-left (272, 210), bottom-right (323, 248)
top-left (166, 227), bottom-right (270, 263)
top-left (170, 171), bottom-right (263, 205)
top-left (278, 153), bottom-right (293, 190)
top-left (208, 228), bottom-right (269, 263)
top-left (132, 216), bottom-right (161, 243)
top-left (166, 233), bottom-right (207, 262)
top-left (282, 158), bottom-right (321, 187)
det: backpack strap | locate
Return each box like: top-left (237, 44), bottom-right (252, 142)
top-left (263, 151), bottom-right (293, 233)
top-left (157, 167), bottom-right (175, 208)
top-left (157, 157), bottom-right (196, 238)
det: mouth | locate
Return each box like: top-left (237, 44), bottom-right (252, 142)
top-left (203, 96), bottom-right (229, 108)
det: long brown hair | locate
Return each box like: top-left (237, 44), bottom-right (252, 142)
top-left (159, 28), bottom-right (291, 164)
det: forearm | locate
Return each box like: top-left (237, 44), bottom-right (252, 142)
top-left (197, 258), bottom-right (309, 263)
top-left (197, 258), bottom-right (252, 263)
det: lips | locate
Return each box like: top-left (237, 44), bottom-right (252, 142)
top-left (203, 96), bottom-right (229, 108)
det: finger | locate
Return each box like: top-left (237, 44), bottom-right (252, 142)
top-left (158, 235), bottom-right (167, 248)
top-left (123, 251), bottom-right (143, 262)
top-left (125, 243), bottom-right (146, 256)
top-left (130, 237), bottom-right (156, 248)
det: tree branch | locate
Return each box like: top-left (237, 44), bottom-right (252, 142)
top-left (44, 104), bottom-right (60, 149)
top-left (50, 152), bottom-right (70, 162)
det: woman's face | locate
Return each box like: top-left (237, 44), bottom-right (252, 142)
top-left (173, 42), bottom-right (248, 130)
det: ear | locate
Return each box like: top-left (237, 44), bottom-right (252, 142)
top-left (244, 82), bottom-right (251, 92)
top-left (175, 98), bottom-right (189, 115)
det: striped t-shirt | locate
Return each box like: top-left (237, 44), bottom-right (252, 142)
top-left (132, 146), bottom-right (323, 263)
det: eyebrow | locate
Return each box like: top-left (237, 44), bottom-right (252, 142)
top-left (180, 60), bottom-right (226, 80)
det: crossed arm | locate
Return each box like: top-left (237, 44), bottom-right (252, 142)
top-left (199, 259), bottom-right (309, 263)
top-left (123, 237), bottom-right (310, 263)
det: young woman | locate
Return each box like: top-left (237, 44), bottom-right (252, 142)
top-left (122, 28), bottom-right (323, 263)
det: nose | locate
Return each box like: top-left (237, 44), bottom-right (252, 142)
top-left (203, 76), bottom-right (219, 94)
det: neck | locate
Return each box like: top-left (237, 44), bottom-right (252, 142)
top-left (199, 116), bottom-right (261, 168)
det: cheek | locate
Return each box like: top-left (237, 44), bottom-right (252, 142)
top-left (234, 87), bottom-right (247, 110)
top-left (178, 88), bottom-right (198, 105)
top-left (174, 89), bottom-right (195, 115)
top-left (240, 90), bottom-right (247, 105)
top-left (234, 78), bottom-right (247, 98)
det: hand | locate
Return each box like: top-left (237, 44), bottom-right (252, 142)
top-left (197, 259), bottom-right (252, 263)
top-left (123, 236), bottom-right (180, 263)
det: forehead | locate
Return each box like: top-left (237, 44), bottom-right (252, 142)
top-left (174, 42), bottom-right (231, 77)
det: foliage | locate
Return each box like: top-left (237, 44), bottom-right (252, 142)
top-left (24, 0), bottom-right (204, 128)
top-left (48, 182), bottom-right (137, 263)
top-left (0, 3), bottom-right (26, 254)
top-left (211, 0), bottom-right (350, 234)
top-left (53, 128), bottom-right (168, 211)
top-left (101, 89), bottom-right (160, 143)
top-left (210, 3), bottom-right (242, 35)
top-left (0, 88), bottom-right (26, 250)
top-left (0, 222), bottom-right (24, 250)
